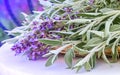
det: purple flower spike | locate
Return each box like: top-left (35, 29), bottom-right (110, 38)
top-left (89, 0), bottom-right (94, 5)
top-left (33, 21), bottom-right (38, 25)
top-left (54, 16), bottom-right (61, 20)
top-left (40, 32), bottom-right (45, 37)
top-left (41, 27), bottom-right (46, 31)
top-left (56, 35), bottom-right (61, 39)
top-left (47, 24), bottom-right (53, 29)
top-left (63, 7), bottom-right (73, 13)
top-left (11, 17), bottom-right (64, 60)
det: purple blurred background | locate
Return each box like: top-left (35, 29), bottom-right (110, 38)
top-left (0, 0), bottom-right (44, 46)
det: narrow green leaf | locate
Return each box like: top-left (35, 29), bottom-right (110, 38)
top-left (110, 25), bottom-right (120, 31)
top-left (106, 32), bottom-right (119, 45)
top-left (84, 62), bottom-right (91, 71)
top-left (69, 29), bottom-right (82, 38)
top-left (73, 45), bottom-right (89, 54)
top-left (112, 48), bottom-right (118, 62)
top-left (98, 51), bottom-right (102, 58)
top-left (89, 54), bottom-right (96, 69)
top-left (50, 31), bottom-right (74, 35)
top-left (79, 21), bottom-right (96, 35)
top-left (67, 19), bottom-right (92, 24)
top-left (73, 58), bottom-right (82, 72)
top-left (92, 54), bottom-right (96, 68)
top-left (74, 53), bottom-right (93, 68)
top-left (42, 52), bottom-right (53, 57)
top-left (84, 37), bottom-right (102, 48)
top-left (50, 44), bottom-right (72, 55)
top-left (64, 49), bottom-right (74, 68)
top-left (88, 30), bottom-right (104, 38)
top-left (78, 13), bottom-right (102, 17)
top-left (105, 12), bottom-right (120, 37)
top-left (45, 55), bottom-right (58, 67)
top-left (112, 36), bottom-right (120, 54)
top-left (102, 48), bottom-right (110, 64)
top-left (39, 39), bottom-right (62, 46)
top-left (99, 8), bottom-right (114, 13)
top-left (74, 43), bottom-right (103, 68)
top-left (106, 33), bottom-right (114, 45)
top-left (76, 66), bottom-right (82, 73)
top-left (86, 30), bottom-right (90, 41)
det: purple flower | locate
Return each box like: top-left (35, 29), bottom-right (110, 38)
top-left (11, 18), bottom-right (65, 60)
top-left (40, 32), bottom-right (45, 37)
top-left (89, 0), bottom-right (94, 5)
top-left (33, 21), bottom-right (38, 25)
top-left (54, 16), bottom-right (61, 20)
top-left (56, 35), bottom-right (61, 39)
top-left (63, 7), bottom-right (73, 13)
top-left (41, 27), bottom-right (46, 31)
top-left (47, 24), bottom-right (53, 29)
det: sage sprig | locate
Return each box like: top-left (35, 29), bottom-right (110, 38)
top-left (3, 0), bottom-right (120, 72)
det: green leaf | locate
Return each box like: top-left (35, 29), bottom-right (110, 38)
top-left (112, 36), bottom-right (120, 54)
top-left (88, 30), bottom-right (104, 38)
top-left (105, 12), bottom-right (120, 37)
top-left (112, 48), bottom-right (118, 62)
top-left (71, 0), bottom-right (87, 10)
top-left (78, 13), bottom-right (102, 17)
top-left (42, 52), bottom-right (53, 57)
top-left (74, 53), bottom-right (92, 68)
top-left (98, 51), bottom-right (102, 58)
top-left (73, 45), bottom-right (89, 54)
top-left (64, 49), bottom-right (74, 68)
top-left (99, 8), bottom-right (114, 13)
top-left (76, 66), bottom-right (82, 73)
top-left (110, 25), bottom-right (120, 31)
top-left (92, 55), bottom-right (96, 68)
top-left (106, 36), bottom-right (112, 45)
top-left (49, 44), bottom-right (72, 55)
top-left (39, 39), bottom-right (62, 46)
top-left (45, 44), bottom-right (72, 67)
top-left (73, 58), bottom-right (82, 73)
top-left (106, 33), bottom-right (118, 45)
top-left (50, 31), bottom-right (74, 35)
top-left (69, 29), bottom-right (82, 38)
top-left (110, 0), bottom-right (115, 2)
top-left (67, 19), bottom-right (92, 24)
top-left (89, 54), bottom-right (96, 69)
top-left (45, 55), bottom-right (58, 67)
top-left (84, 37), bottom-right (102, 48)
top-left (79, 21), bottom-right (96, 35)
top-left (84, 62), bottom-right (91, 71)
top-left (74, 43), bottom-right (104, 68)
top-left (102, 47), bottom-right (110, 64)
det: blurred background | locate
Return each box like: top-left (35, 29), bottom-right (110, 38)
top-left (0, 0), bottom-right (44, 46)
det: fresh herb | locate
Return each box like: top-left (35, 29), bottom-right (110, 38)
top-left (3, 0), bottom-right (120, 72)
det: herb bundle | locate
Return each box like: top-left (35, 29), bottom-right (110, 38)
top-left (3, 0), bottom-right (120, 72)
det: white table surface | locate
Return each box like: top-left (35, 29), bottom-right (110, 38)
top-left (0, 43), bottom-right (120, 75)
